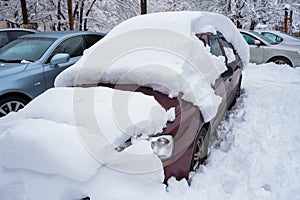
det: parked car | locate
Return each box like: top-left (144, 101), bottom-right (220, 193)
top-left (240, 29), bottom-right (300, 67)
top-left (257, 30), bottom-right (300, 46)
top-left (0, 31), bottom-right (105, 117)
top-left (0, 12), bottom-right (249, 195)
top-left (0, 28), bottom-right (37, 48)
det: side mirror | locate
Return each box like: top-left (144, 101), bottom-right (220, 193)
top-left (254, 40), bottom-right (261, 46)
top-left (50, 53), bottom-right (70, 67)
top-left (221, 66), bottom-right (233, 77)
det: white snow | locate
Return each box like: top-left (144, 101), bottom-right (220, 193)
top-left (54, 11), bottom-right (249, 122)
top-left (0, 86), bottom-right (169, 183)
top-left (1, 63), bottom-right (300, 199)
top-left (224, 47), bottom-right (236, 63)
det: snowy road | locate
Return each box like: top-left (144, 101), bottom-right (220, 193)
top-left (1, 63), bottom-right (300, 200)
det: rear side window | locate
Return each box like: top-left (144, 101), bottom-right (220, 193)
top-left (85, 34), bottom-right (103, 49)
top-left (262, 32), bottom-right (283, 43)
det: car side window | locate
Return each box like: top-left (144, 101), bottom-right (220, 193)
top-left (261, 32), bottom-right (283, 43)
top-left (241, 33), bottom-right (257, 45)
top-left (218, 38), bottom-right (236, 64)
top-left (84, 34), bottom-right (103, 49)
top-left (209, 35), bottom-right (223, 57)
top-left (0, 32), bottom-right (8, 47)
top-left (47, 36), bottom-right (85, 63)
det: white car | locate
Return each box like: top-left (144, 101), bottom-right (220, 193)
top-left (240, 29), bottom-right (300, 67)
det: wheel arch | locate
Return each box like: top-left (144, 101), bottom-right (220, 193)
top-left (267, 56), bottom-right (293, 67)
top-left (0, 92), bottom-right (32, 103)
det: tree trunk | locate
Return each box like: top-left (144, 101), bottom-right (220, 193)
top-left (57, 0), bottom-right (67, 30)
top-left (141, 0), bottom-right (147, 14)
top-left (79, 0), bottom-right (85, 31)
top-left (84, 0), bottom-right (96, 31)
top-left (67, 0), bottom-right (74, 30)
top-left (20, 0), bottom-right (29, 28)
top-left (250, 20), bottom-right (257, 30)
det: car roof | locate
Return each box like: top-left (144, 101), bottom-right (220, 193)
top-left (106, 11), bottom-right (248, 67)
top-left (0, 28), bottom-right (38, 33)
top-left (259, 30), bottom-right (300, 41)
top-left (19, 30), bottom-right (105, 39)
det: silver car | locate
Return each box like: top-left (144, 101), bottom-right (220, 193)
top-left (0, 31), bottom-right (105, 117)
top-left (240, 29), bottom-right (300, 67)
top-left (257, 30), bottom-right (300, 46)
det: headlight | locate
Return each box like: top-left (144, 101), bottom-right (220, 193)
top-left (150, 135), bottom-right (174, 160)
top-left (297, 50), bottom-right (300, 56)
top-left (116, 134), bottom-right (174, 160)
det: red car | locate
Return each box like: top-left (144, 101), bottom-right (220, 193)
top-left (96, 30), bottom-right (244, 181)
top-left (55, 12), bottom-right (249, 182)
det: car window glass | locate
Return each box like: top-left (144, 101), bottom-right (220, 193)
top-left (241, 33), bottom-right (257, 45)
top-left (0, 38), bottom-right (54, 62)
top-left (219, 38), bottom-right (236, 63)
top-left (261, 32), bottom-right (279, 42)
top-left (11, 31), bottom-right (34, 39)
top-left (209, 35), bottom-right (223, 56)
top-left (48, 36), bottom-right (85, 63)
top-left (85, 35), bottom-right (103, 49)
top-left (0, 32), bottom-right (8, 46)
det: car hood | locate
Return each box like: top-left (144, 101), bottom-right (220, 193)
top-left (0, 62), bottom-right (28, 78)
top-left (0, 87), bottom-right (169, 181)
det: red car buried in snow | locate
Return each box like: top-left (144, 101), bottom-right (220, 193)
top-left (55, 11), bottom-right (249, 181)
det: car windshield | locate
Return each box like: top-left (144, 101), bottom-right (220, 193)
top-left (0, 37), bottom-right (55, 63)
top-left (250, 31), bottom-right (277, 45)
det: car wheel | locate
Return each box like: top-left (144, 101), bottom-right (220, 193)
top-left (269, 57), bottom-right (292, 67)
top-left (0, 96), bottom-right (27, 117)
top-left (190, 127), bottom-right (207, 172)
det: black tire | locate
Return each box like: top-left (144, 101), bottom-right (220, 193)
top-left (268, 57), bottom-right (293, 67)
top-left (0, 96), bottom-right (28, 117)
top-left (190, 127), bottom-right (208, 172)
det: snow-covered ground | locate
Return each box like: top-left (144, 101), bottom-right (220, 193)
top-left (0, 63), bottom-right (299, 200)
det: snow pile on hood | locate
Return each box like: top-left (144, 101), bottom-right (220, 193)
top-left (55, 11), bottom-right (249, 122)
top-left (0, 86), bottom-right (173, 183)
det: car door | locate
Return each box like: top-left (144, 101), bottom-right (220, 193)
top-left (218, 37), bottom-right (242, 101)
top-left (241, 32), bottom-right (265, 64)
top-left (209, 35), bottom-right (233, 102)
top-left (43, 35), bottom-right (85, 89)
